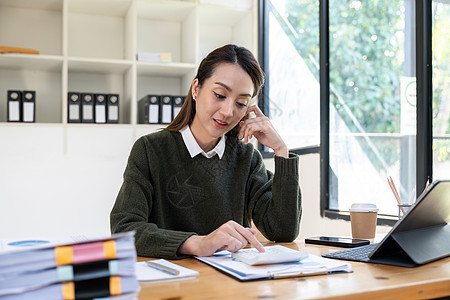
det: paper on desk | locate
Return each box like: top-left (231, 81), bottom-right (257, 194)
top-left (135, 259), bottom-right (199, 284)
top-left (0, 234), bottom-right (105, 253)
top-left (196, 249), bottom-right (352, 281)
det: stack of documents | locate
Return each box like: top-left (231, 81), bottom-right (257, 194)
top-left (0, 232), bottom-right (139, 299)
top-left (136, 52), bottom-right (172, 63)
top-left (196, 245), bottom-right (352, 281)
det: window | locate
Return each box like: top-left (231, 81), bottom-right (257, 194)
top-left (259, 0), bottom-right (320, 153)
top-left (328, 0), bottom-right (413, 217)
top-left (260, 0), bottom-right (438, 222)
top-left (432, 0), bottom-right (450, 180)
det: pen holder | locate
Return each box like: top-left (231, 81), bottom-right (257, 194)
top-left (398, 204), bottom-right (412, 219)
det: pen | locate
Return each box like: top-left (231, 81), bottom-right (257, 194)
top-left (425, 178), bottom-right (431, 190)
top-left (146, 261), bottom-right (180, 276)
top-left (387, 176), bottom-right (405, 214)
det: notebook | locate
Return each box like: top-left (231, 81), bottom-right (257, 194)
top-left (323, 180), bottom-right (450, 267)
top-left (135, 259), bottom-right (199, 284)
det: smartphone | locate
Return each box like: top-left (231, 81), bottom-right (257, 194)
top-left (304, 236), bottom-right (370, 248)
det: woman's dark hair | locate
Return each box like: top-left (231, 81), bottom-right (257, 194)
top-left (166, 44), bottom-right (264, 135)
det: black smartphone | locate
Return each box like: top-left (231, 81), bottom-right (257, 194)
top-left (305, 236), bottom-right (370, 248)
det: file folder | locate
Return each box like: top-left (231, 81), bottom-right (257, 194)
top-left (160, 95), bottom-right (172, 124)
top-left (107, 94), bottom-right (119, 123)
top-left (138, 95), bottom-right (160, 124)
top-left (172, 96), bottom-right (185, 120)
top-left (196, 246), bottom-right (351, 282)
top-left (81, 93), bottom-right (94, 123)
top-left (94, 94), bottom-right (107, 124)
top-left (7, 90), bottom-right (22, 122)
top-left (22, 91), bottom-right (36, 123)
top-left (68, 92), bottom-right (81, 123)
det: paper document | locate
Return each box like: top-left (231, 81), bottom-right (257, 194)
top-left (136, 259), bottom-right (199, 284)
top-left (196, 246), bottom-right (352, 281)
top-left (0, 234), bottom-right (102, 252)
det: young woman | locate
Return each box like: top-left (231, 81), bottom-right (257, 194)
top-left (110, 44), bottom-right (302, 259)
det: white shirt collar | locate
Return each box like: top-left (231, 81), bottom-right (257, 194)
top-left (180, 126), bottom-right (226, 159)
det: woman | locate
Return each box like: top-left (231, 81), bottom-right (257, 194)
top-left (110, 44), bottom-right (302, 259)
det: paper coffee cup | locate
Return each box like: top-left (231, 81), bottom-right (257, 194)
top-left (349, 203), bottom-right (378, 239)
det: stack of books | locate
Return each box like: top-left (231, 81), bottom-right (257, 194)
top-left (0, 232), bottom-right (139, 299)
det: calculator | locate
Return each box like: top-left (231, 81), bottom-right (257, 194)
top-left (231, 245), bottom-right (309, 266)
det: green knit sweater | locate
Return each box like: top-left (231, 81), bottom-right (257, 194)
top-left (110, 129), bottom-right (302, 259)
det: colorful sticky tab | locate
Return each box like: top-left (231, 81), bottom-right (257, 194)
top-left (110, 276), bottom-right (121, 296)
top-left (57, 265), bottom-right (74, 282)
top-left (72, 242), bottom-right (105, 264)
top-left (55, 246), bottom-right (74, 266)
top-left (62, 282), bottom-right (75, 300)
top-left (103, 240), bottom-right (117, 259)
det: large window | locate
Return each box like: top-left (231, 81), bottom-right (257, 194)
top-left (328, 0), bottom-right (412, 216)
top-left (260, 0), bottom-right (320, 152)
top-left (432, 0), bottom-right (450, 180)
top-left (260, 0), bottom-right (443, 221)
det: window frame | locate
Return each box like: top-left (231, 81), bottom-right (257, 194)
top-left (258, 0), bottom-right (433, 225)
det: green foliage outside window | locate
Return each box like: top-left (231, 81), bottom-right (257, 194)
top-left (273, 0), bottom-right (449, 166)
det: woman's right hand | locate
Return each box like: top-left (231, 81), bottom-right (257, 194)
top-left (178, 220), bottom-right (265, 257)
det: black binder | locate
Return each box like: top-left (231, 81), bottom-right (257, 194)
top-left (81, 93), bottom-right (94, 123)
top-left (138, 95), bottom-right (160, 124)
top-left (68, 92), bottom-right (81, 123)
top-left (7, 90), bottom-right (22, 122)
top-left (172, 96), bottom-right (185, 120)
top-left (94, 94), bottom-right (107, 124)
top-left (22, 91), bottom-right (36, 122)
top-left (106, 94), bottom-right (119, 123)
top-left (160, 95), bottom-right (172, 124)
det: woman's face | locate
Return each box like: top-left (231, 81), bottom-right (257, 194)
top-left (191, 63), bottom-right (254, 146)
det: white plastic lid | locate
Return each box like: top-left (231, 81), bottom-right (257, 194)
top-left (349, 203), bottom-right (379, 212)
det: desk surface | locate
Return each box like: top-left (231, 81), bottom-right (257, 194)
top-left (137, 241), bottom-right (450, 300)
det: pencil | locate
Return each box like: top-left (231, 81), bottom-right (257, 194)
top-left (387, 176), bottom-right (405, 214)
top-left (146, 261), bottom-right (180, 275)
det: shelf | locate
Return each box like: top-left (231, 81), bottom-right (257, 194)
top-left (67, 0), bottom-right (131, 17)
top-left (1, 0), bottom-right (256, 126)
top-left (0, 122), bottom-right (165, 130)
top-left (137, 61), bottom-right (196, 76)
top-left (0, 4), bottom-right (62, 56)
top-left (136, 1), bottom-right (196, 21)
top-left (0, 54), bottom-right (63, 71)
top-left (0, 0), bottom-right (62, 11)
top-left (68, 57), bottom-right (133, 74)
top-left (198, 4), bottom-right (252, 26)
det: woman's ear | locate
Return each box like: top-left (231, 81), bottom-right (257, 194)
top-left (192, 78), bottom-right (199, 100)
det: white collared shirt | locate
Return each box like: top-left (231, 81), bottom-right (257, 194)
top-left (180, 126), bottom-right (226, 159)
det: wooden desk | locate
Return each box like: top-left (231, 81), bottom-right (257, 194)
top-left (137, 242), bottom-right (450, 299)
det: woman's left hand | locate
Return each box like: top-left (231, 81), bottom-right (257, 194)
top-left (238, 105), bottom-right (288, 158)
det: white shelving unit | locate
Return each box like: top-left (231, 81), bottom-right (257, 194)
top-left (0, 0), bottom-right (256, 126)
top-left (0, 0), bottom-right (257, 238)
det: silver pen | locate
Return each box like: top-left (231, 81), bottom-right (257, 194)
top-left (145, 261), bottom-right (180, 275)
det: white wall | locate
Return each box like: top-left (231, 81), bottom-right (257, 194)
top-left (0, 125), bottom-right (139, 239)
